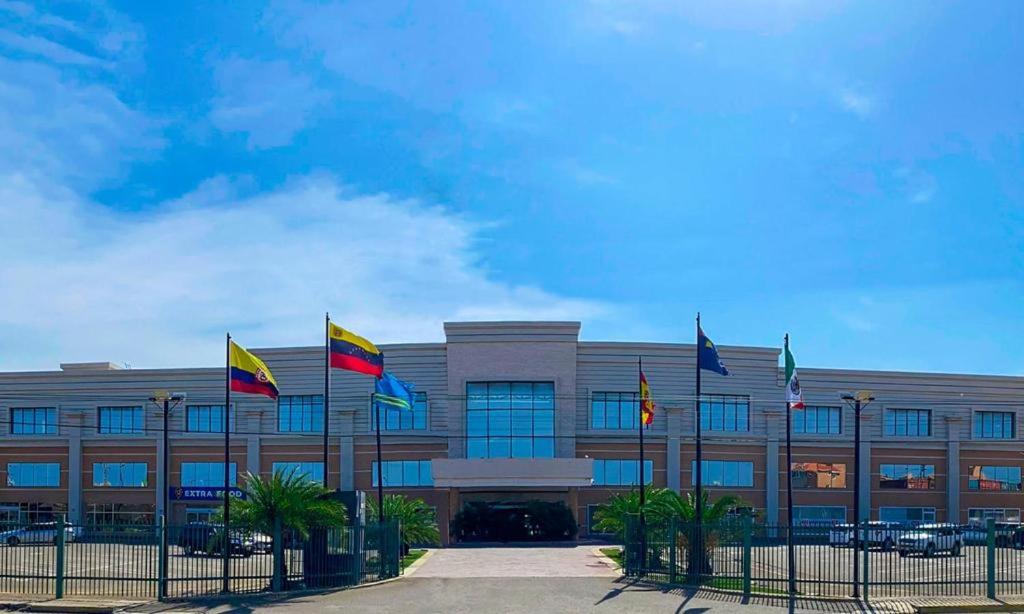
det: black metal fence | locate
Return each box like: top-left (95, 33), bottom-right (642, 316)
top-left (623, 516), bottom-right (1024, 600)
top-left (0, 518), bottom-right (400, 601)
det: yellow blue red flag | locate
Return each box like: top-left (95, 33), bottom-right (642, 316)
top-left (229, 341), bottom-right (279, 399)
top-left (328, 323), bottom-right (384, 377)
top-left (640, 370), bottom-right (655, 426)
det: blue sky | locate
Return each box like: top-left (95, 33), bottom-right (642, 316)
top-left (0, 0), bottom-right (1022, 373)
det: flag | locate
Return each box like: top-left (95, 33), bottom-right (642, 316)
top-left (328, 323), bottom-right (384, 377)
top-left (785, 345), bottom-right (804, 409)
top-left (229, 341), bottom-right (279, 399)
top-left (697, 326), bottom-right (729, 375)
top-left (374, 371), bottom-right (416, 410)
top-left (639, 371), bottom-right (655, 426)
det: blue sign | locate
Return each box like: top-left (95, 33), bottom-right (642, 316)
top-left (169, 486), bottom-right (245, 501)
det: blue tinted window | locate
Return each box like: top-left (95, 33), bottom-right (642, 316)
top-left (591, 460), bottom-right (653, 486)
top-left (372, 460), bottom-right (433, 487)
top-left (699, 396), bottom-right (750, 432)
top-left (98, 407), bottom-right (144, 434)
top-left (278, 395), bottom-right (324, 433)
top-left (7, 463), bottom-right (60, 487)
top-left (793, 406), bottom-right (841, 434)
top-left (186, 405), bottom-right (231, 433)
top-left (180, 462), bottom-right (237, 487)
top-left (591, 392), bottom-right (639, 430)
top-left (969, 465), bottom-right (1022, 492)
top-left (372, 392), bottom-right (429, 431)
top-left (10, 408), bottom-right (57, 435)
top-left (466, 382), bottom-right (555, 458)
top-left (885, 409), bottom-right (931, 437)
top-left (93, 463), bottom-right (148, 487)
top-left (690, 460), bottom-right (754, 487)
top-left (272, 462), bottom-right (324, 484)
top-left (973, 411), bottom-right (1015, 440)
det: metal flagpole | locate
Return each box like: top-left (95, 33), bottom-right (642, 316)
top-left (374, 393), bottom-right (384, 523)
top-left (638, 355), bottom-right (646, 575)
top-left (694, 313), bottom-right (704, 579)
top-left (323, 313), bottom-right (330, 488)
top-left (785, 334), bottom-right (796, 595)
top-left (222, 333), bottom-right (231, 593)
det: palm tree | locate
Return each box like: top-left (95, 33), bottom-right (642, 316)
top-left (367, 494), bottom-right (440, 554)
top-left (591, 486), bottom-right (677, 539)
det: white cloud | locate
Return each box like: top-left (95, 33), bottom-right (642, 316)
top-left (0, 174), bottom-right (608, 370)
top-left (838, 88), bottom-right (875, 118)
top-left (209, 57), bottom-right (329, 150)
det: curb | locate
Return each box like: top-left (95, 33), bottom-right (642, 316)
top-left (591, 547), bottom-right (621, 571)
top-left (400, 549), bottom-right (435, 577)
top-left (20, 600), bottom-right (146, 614)
top-left (914, 605), bottom-right (1024, 614)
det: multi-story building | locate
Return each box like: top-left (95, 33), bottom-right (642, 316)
top-left (1, 321), bottom-right (1021, 543)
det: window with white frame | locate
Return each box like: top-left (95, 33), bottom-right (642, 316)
top-left (792, 506), bottom-right (846, 526)
top-left (879, 507), bottom-right (936, 526)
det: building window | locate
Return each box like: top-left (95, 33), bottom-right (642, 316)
top-left (790, 462), bottom-right (846, 489)
top-left (466, 382), bottom-right (555, 459)
top-left (10, 408), bottom-right (57, 435)
top-left (92, 462), bottom-right (148, 487)
top-left (186, 405), bottom-right (232, 433)
top-left (973, 411), bottom-right (1015, 440)
top-left (591, 392), bottom-right (639, 430)
top-left (98, 406), bottom-right (144, 434)
top-left (792, 506), bottom-right (847, 527)
top-left (879, 507), bottom-right (936, 526)
top-left (884, 408), bottom-right (931, 437)
top-left (372, 392), bottom-right (428, 431)
top-left (372, 460), bottom-right (433, 487)
top-left (272, 462), bottom-right (325, 484)
top-left (0, 503), bottom-right (66, 524)
top-left (592, 459), bottom-right (653, 486)
top-left (967, 508), bottom-right (1021, 524)
top-left (699, 395), bottom-right (750, 432)
top-left (968, 466), bottom-right (1022, 492)
top-left (879, 464), bottom-right (935, 490)
top-left (180, 462), bottom-right (237, 487)
top-left (792, 406), bottom-right (841, 435)
top-left (278, 395), bottom-right (324, 433)
top-left (6, 463), bottom-right (60, 487)
top-left (86, 503), bottom-right (154, 527)
top-left (690, 460), bottom-right (754, 487)
top-left (186, 507), bottom-right (216, 524)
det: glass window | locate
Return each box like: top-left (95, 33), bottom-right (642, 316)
top-left (885, 409), bottom-right (931, 437)
top-left (85, 503), bottom-right (154, 527)
top-left (92, 462), bottom-right (148, 487)
top-left (591, 392), bottom-right (639, 430)
top-left (185, 507), bottom-right (216, 524)
top-left (591, 460), bottom-right (653, 486)
top-left (186, 405), bottom-right (232, 433)
top-left (791, 462), bottom-right (846, 489)
top-left (969, 466), bottom-right (1023, 492)
top-left (10, 408), bottom-right (57, 435)
top-left (793, 406), bottom-right (841, 435)
top-left (879, 464), bottom-right (935, 489)
top-left (879, 507), bottom-right (936, 526)
top-left (278, 395), bottom-right (324, 433)
top-left (967, 508), bottom-right (1021, 523)
top-left (7, 463), bottom-right (60, 487)
top-left (98, 407), bottom-right (144, 434)
top-left (690, 460), bottom-right (754, 487)
top-left (272, 462), bottom-right (325, 484)
top-left (466, 382), bottom-right (555, 458)
top-left (973, 411), bottom-right (1015, 440)
top-left (792, 506), bottom-right (847, 527)
top-left (700, 395), bottom-right (750, 432)
top-left (372, 460), bottom-right (433, 487)
top-left (372, 392), bottom-right (429, 431)
top-left (180, 462), bottom-right (237, 487)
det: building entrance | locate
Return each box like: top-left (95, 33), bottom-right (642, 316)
top-left (450, 495), bottom-right (578, 543)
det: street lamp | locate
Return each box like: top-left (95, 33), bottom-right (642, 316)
top-left (148, 392), bottom-right (185, 520)
top-left (841, 390), bottom-right (874, 600)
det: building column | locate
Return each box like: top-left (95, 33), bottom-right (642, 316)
top-left (947, 441), bottom-right (960, 523)
top-left (339, 412), bottom-right (355, 491)
top-left (67, 430), bottom-right (82, 524)
top-left (246, 436), bottom-right (260, 477)
top-left (765, 438), bottom-right (779, 525)
top-left (666, 407), bottom-right (682, 494)
top-left (858, 438), bottom-right (871, 522)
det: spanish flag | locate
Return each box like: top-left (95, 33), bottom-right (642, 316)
top-left (640, 370), bottom-right (655, 426)
top-left (229, 341), bottom-right (279, 399)
top-left (328, 323), bottom-right (384, 377)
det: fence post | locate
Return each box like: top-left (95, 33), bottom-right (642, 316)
top-left (741, 516), bottom-right (752, 598)
top-left (270, 517), bottom-right (283, 592)
top-left (352, 521), bottom-right (363, 586)
top-left (987, 518), bottom-right (996, 600)
top-left (54, 513), bottom-right (65, 599)
top-left (157, 515), bottom-right (168, 600)
top-left (862, 523), bottom-right (870, 603)
top-left (668, 518), bottom-right (677, 584)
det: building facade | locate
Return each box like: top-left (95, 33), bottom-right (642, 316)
top-left (1, 321), bottom-right (1022, 543)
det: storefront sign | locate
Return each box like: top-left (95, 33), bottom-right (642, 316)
top-left (168, 486), bottom-right (245, 501)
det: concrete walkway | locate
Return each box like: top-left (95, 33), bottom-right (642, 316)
top-left (412, 545), bottom-right (619, 578)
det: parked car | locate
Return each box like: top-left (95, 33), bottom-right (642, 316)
top-left (961, 522), bottom-right (1020, 547)
top-left (858, 521), bottom-right (905, 551)
top-left (897, 523), bottom-right (963, 557)
top-left (0, 522), bottom-right (78, 546)
top-left (828, 523), bottom-right (853, 547)
top-left (177, 523), bottom-right (253, 557)
top-left (250, 532), bottom-right (272, 554)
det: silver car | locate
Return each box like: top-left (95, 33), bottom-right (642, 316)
top-left (0, 522), bottom-right (77, 546)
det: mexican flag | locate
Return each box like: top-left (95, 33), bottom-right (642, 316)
top-left (785, 346), bottom-right (805, 409)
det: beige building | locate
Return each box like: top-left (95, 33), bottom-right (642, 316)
top-left (1, 321), bottom-right (1021, 543)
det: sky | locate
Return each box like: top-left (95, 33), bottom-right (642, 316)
top-left (0, 0), bottom-right (1022, 374)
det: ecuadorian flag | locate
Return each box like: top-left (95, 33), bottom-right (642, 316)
top-left (229, 341), bottom-right (279, 399)
top-left (328, 323), bottom-right (384, 377)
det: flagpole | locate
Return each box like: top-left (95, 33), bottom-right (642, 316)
top-left (785, 334), bottom-right (796, 595)
top-left (323, 312), bottom-right (330, 488)
top-left (373, 393), bottom-right (384, 523)
top-left (222, 332), bottom-right (231, 594)
top-left (694, 312), bottom-right (704, 580)
top-left (638, 355), bottom-right (646, 575)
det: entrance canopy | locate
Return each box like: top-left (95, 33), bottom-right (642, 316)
top-left (432, 458), bottom-right (594, 488)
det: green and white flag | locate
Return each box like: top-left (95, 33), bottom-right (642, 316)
top-left (784, 345), bottom-right (804, 409)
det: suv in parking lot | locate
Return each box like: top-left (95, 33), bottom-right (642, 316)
top-left (177, 523), bottom-right (253, 557)
top-left (898, 523), bottom-right (963, 557)
top-left (0, 522), bottom-right (78, 546)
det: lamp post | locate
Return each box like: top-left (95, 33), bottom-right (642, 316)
top-left (841, 390), bottom-right (874, 600)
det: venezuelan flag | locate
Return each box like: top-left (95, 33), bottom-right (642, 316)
top-left (640, 370), bottom-right (655, 426)
top-left (229, 341), bottom-right (279, 399)
top-left (328, 323), bottom-right (383, 377)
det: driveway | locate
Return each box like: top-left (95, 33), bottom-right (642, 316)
top-left (412, 545), bottom-right (619, 578)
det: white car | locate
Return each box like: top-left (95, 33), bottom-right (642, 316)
top-left (250, 532), bottom-right (273, 554)
top-left (828, 523), bottom-right (854, 547)
top-left (0, 522), bottom-right (77, 546)
top-left (858, 521), bottom-right (905, 551)
top-left (897, 523), bottom-right (963, 557)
